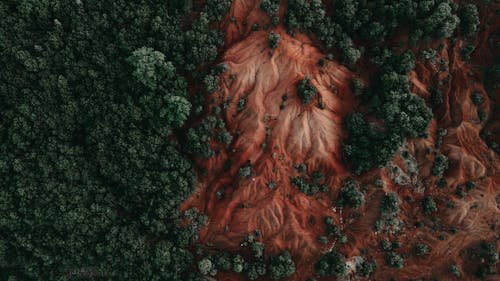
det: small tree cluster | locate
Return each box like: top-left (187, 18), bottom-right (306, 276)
top-left (337, 179), bottom-right (365, 209)
top-left (315, 250), bottom-right (348, 277)
top-left (385, 251), bottom-right (404, 268)
top-left (268, 251), bottom-right (296, 280)
top-left (356, 259), bottom-right (377, 278)
top-left (297, 76), bottom-right (318, 105)
top-left (431, 154), bottom-right (449, 177)
top-left (459, 4), bottom-right (480, 36)
top-left (422, 197), bottom-right (438, 214)
top-left (414, 243), bottom-right (430, 256)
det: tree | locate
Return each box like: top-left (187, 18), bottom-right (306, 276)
top-left (315, 250), bottom-right (347, 277)
top-left (459, 4), bottom-right (480, 36)
top-left (422, 197), bottom-right (437, 214)
top-left (380, 193), bottom-right (400, 217)
top-left (386, 252), bottom-right (404, 268)
top-left (198, 258), bottom-right (216, 276)
top-left (127, 47), bottom-right (175, 90)
top-left (431, 154), bottom-right (449, 177)
top-left (448, 263), bottom-right (461, 278)
top-left (268, 31), bottom-right (281, 49)
top-left (414, 244), bottom-right (429, 256)
top-left (356, 260), bottom-right (377, 277)
top-left (337, 179), bottom-right (365, 209)
top-left (297, 76), bottom-right (318, 105)
top-left (268, 251), bottom-right (296, 280)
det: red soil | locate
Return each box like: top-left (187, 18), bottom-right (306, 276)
top-left (182, 1), bottom-right (500, 280)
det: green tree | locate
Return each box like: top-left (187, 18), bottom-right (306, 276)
top-left (315, 250), bottom-right (347, 277)
top-left (459, 4), bottom-right (480, 36)
top-left (337, 179), bottom-right (365, 209)
top-left (268, 251), bottom-right (296, 280)
top-left (297, 76), bottom-right (318, 105)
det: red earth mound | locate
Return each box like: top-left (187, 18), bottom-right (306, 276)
top-left (182, 1), bottom-right (500, 280)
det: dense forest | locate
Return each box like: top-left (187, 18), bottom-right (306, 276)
top-left (0, 0), bottom-right (498, 281)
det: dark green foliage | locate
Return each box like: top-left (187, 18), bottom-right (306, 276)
top-left (422, 197), bottom-right (438, 214)
top-left (448, 264), bottom-right (461, 278)
top-left (479, 241), bottom-right (499, 265)
top-left (291, 176), bottom-right (321, 195)
top-left (204, 74), bottom-right (220, 92)
top-left (431, 154), bottom-right (449, 177)
top-left (460, 45), bottom-right (476, 60)
top-left (471, 92), bottom-right (485, 106)
top-left (343, 67), bottom-right (432, 174)
top-left (478, 109), bottom-right (487, 122)
top-left (247, 259), bottom-right (267, 280)
top-left (414, 244), bottom-right (430, 256)
top-left (268, 251), bottom-right (296, 280)
top-left (128, 47), bottom-right (176, 90)
top-left (232, 255), bottom-right (246, 273)
top-left (268, 31), bottom-right (281, 49)
top-left (260, 0), bottom-right (280, 16)
top-left (380, 240), bottom-right (393, 251)
top-left (342, 113), bottom-right (403, 174)
top-left (356, 260), bottom-right (377, 277)
top-left (315, 250), bottom-right (347, 277)
top-left (430, 88), bottom-right (444, 107)
top-left (459, 4), bottom-right (480, 36)
top-left (0, 1), bottom-right (231, 280)
top-left (376, 72), bottom-right (432, 137)
top-left (198, 258), bottom-right (217, 276)
top-left (485, 64), bottom-right (500, 94)
top-left (337, 179), bottom-right (365, 209)
top-left (386, 252), bottom-right (404, 268)
top-left (391, 51), bottom-right (416, 75)
top-left (184, 116), bottom-right (231, 157)
top-left (284, 0), bottom-right (459, 66)
top-left (318, 236), bottom-right (329, 244)
top-left (474, 241), bottom-right (498, 278)
top-left (380, 193), bottom-right (400, 217)
top-left (239, 162), bottom-right (253, 178)
top-left (297, 76), bottom-right (318, 105)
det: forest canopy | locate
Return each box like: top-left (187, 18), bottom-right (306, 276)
top-left (0, 0), bottom-right (496, 281)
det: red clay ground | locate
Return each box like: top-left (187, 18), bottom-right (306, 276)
top-left (182, 1), bottom-right (500, 280)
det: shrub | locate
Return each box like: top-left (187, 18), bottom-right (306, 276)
top-left (268, 31), bottom-right (281, 49)
top-left (431, 154), bottom-right (449, 177)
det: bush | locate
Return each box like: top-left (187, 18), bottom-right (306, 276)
top-left (268, 31), bottom-right (281, 49)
